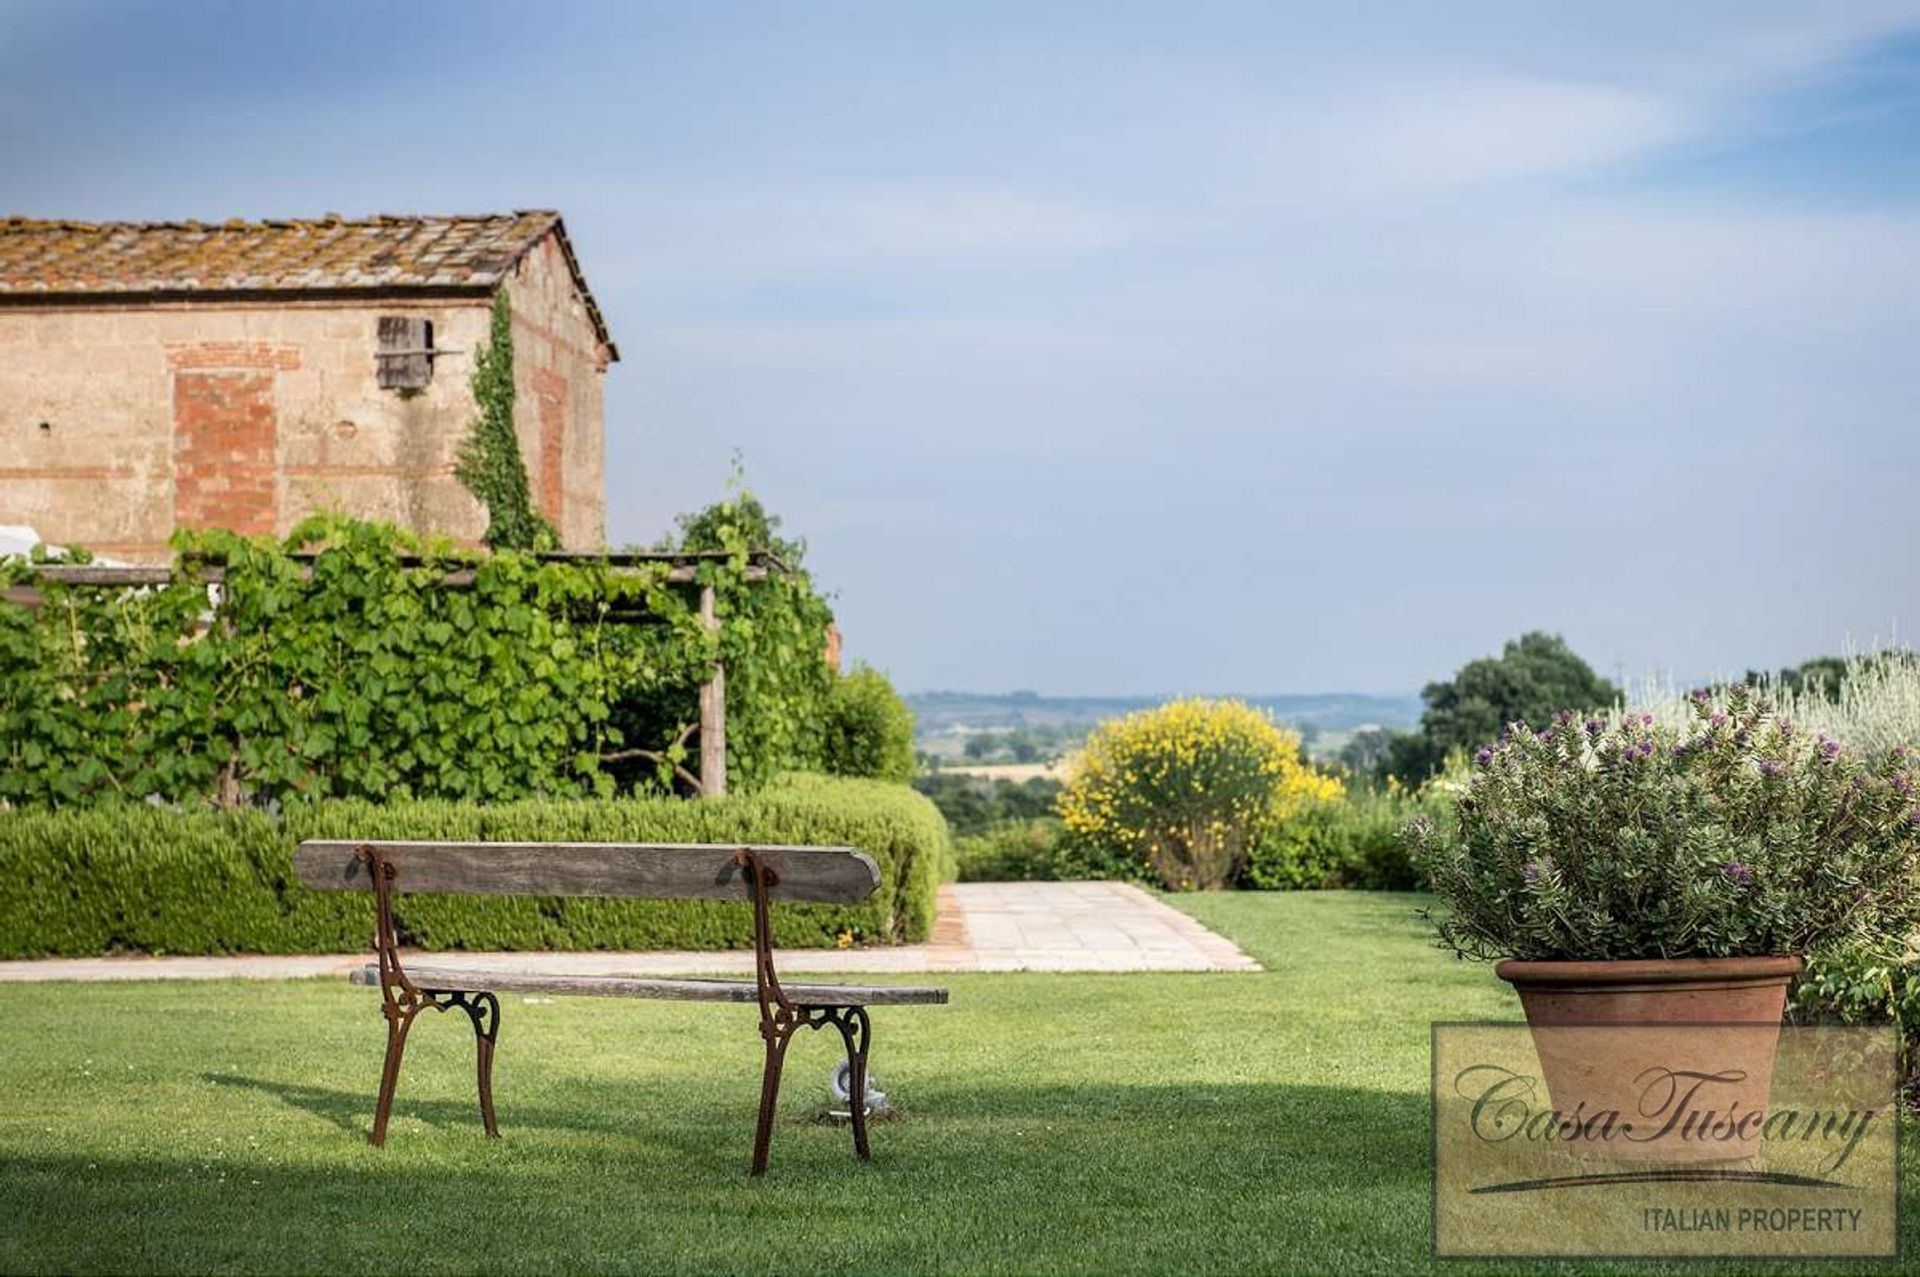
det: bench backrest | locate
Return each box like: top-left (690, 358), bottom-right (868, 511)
top-left (294, 840), bottom-right (880, 905)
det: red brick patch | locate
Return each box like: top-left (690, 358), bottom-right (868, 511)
top-left (533, 368), bottom-right (567, 529)
top-left (173, 371), bottom-right (277, 535)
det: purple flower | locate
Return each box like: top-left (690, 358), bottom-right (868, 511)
top-left (1555, 709), bottom-right (1575, 726)
top-left (1474, 746), bottom-right (1494, 767)
top-left (1893, 773), bottom-right (1913, 797)
top-left (1821, 739), bottom-right (1842, 759)
top-left (1910, 810), bottom-right (1920, 829)
top-left (1541, 728), bottom-right (1557, 744)
top-left (1585, 718), bottom-right (1605, 736)
top-left (1722, 862), bottom-right (1754, 887)
top-left (1759, 759), bottom-right (1785, 778)
top-left (1641, 713), bottom-right (1654, 727)
top-left (1779, 720), bottom-right (1794, 739)
top-left (1690, 688), bottom-right (1713, 704)
top-left (1710, 712), bottom-right (1727, 728)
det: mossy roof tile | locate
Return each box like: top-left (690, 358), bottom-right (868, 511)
top-left (0, 210), bottom-right (615, 358)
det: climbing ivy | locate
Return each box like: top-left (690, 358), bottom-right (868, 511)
top-left (0, 513), bottom-right (834, 809)
top-left (607, 480), bottom-right (836, 795)
top-left (454, 289), bottom-right (556, 551)
top-left (690, 490), bottom-right (836, 792)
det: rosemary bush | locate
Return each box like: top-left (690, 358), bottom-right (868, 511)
top-left (1622, 647), bottom-right (1920, 756)
top-left (1409, 687), bottom-right (1920, 961)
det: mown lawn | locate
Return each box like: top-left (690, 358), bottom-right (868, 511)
top-left (0, 893), bottom-right (1908, 1275)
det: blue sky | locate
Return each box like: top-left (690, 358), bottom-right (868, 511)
top-left (4, 2), bottom-right (1918, 695)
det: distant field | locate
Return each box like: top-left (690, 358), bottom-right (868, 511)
top-left (908, 689), bottom-right (1421, 765)
top-left (930, 760), bottom-right (1069, 782)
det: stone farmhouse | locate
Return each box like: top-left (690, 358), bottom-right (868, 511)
top-left (0, 212), bottom-right (616, 561)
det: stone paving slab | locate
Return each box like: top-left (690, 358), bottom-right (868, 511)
top-left (0, 881), bottom-right (1260, 982)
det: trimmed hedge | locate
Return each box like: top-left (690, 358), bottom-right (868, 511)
top-left (0, 774), bottom-right (949, 958)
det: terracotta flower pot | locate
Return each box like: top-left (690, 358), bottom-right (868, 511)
top-left (1494, 956), bottom-right (1803, 1163)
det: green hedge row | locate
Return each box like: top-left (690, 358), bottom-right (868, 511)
top-left (0, 774), bottom-right (950, 958)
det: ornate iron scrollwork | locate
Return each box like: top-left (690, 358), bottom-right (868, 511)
top-left (733, 849), bottom-right (875, 1174)
top-left (357, 845), bottom-right (501, 1145)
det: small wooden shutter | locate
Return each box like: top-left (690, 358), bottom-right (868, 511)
top-left (376, 317), bottom-right (433, 389)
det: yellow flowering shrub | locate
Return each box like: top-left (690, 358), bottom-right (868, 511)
top-left (1057, 698), bottom-right (1343, 890)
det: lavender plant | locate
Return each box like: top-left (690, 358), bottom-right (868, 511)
top-left (1409, 687), bottom-right (1920, 962)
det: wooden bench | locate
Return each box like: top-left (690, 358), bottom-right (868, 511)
top-left (293, 840), bottom-right (948, 1174)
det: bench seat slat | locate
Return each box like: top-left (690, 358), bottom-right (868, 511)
top-left (296, 840), bottom-right (880, 904)
top-left (354, 964), bottom-right (949, 1007)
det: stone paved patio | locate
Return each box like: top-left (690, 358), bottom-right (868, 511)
top-left (0, 881), bottom-right (1260, 981)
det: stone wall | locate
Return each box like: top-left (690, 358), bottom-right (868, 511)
top-left (505, 233), bottom-right (608, 549)
top-left (0, 231), bottom-right (610, 561)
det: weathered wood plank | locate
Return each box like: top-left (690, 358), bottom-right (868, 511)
top-left (697, 583), bottom-right (727, 797)
top-left (375, 315), bottom-right (432, 388)
top-left (352, 964), bottom-right (948, 1006)
top-left (295, 840), bottom-right (880, 904)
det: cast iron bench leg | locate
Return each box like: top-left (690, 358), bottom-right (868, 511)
top-left (751, 1018), bottom-right (798, 1176)
top-left (750, 1004), bottom-right (874, 1175)
top-left (370, 1002), bottom-right (418, 1148)
top-left (457, 991), bottom-right (502, 1139)
top-left (370, 989), bottom-right (502, 1145)
top-left (832, 1006), bottom-right (873, 1162)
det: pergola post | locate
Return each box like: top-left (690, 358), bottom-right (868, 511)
top-left (698, 583), bottom-right (727, 797)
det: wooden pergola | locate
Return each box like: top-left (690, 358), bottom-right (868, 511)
top-left (4, 548), bottom-right (793, 797)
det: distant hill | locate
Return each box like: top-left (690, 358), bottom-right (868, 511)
top-left (907, 690), bottom-right (1422, 757)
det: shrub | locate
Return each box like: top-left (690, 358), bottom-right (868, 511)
top-left (0, 774), bottom-right (947, 958)
top-left (821, 665), bottom-right (916, 783)
top-left (1058, 698), bottom-right (1342, 890)
top-left (1624, 646), bottom-right (1920, 758)
top-left (1792, 937), bottom-right (1920, 1099)
top-left (955, 819), bottom-right (1065, 882)
top-left (951, 817), bottom-right (1156, 884)
top-left (1243, 782), bottom-right (1435, 891)
top-left (1410, 689), bottom-right (1920, 962)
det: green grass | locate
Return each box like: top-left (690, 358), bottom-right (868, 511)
top-left (0, 892), bottom-right (1908, 1275)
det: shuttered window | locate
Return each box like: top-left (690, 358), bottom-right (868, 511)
top-left (375, 317), bottom-right (434, 389)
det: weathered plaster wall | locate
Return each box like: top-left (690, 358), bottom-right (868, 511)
top-left (0, 231), bottom-right (612, 561)
top-left (0, 299), bottom-right (490, 560)
top-left (505, 234), bottom-right (609, 549)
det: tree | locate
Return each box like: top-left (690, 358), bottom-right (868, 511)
top-left (454, 290), bottom-right (556, 551)
top-left (1413, 632), bottom-right (1618, 769)
top-left (1336, 726), bottom-right (1400, 777)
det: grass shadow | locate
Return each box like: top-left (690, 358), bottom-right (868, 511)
top-left (13, 1080), bottom-right (1908, 1274)
top-left (201, 1072), bottom-right (666, 1141)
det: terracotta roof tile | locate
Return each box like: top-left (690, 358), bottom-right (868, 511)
top-left (0, 211), bottom-right (615, 358)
